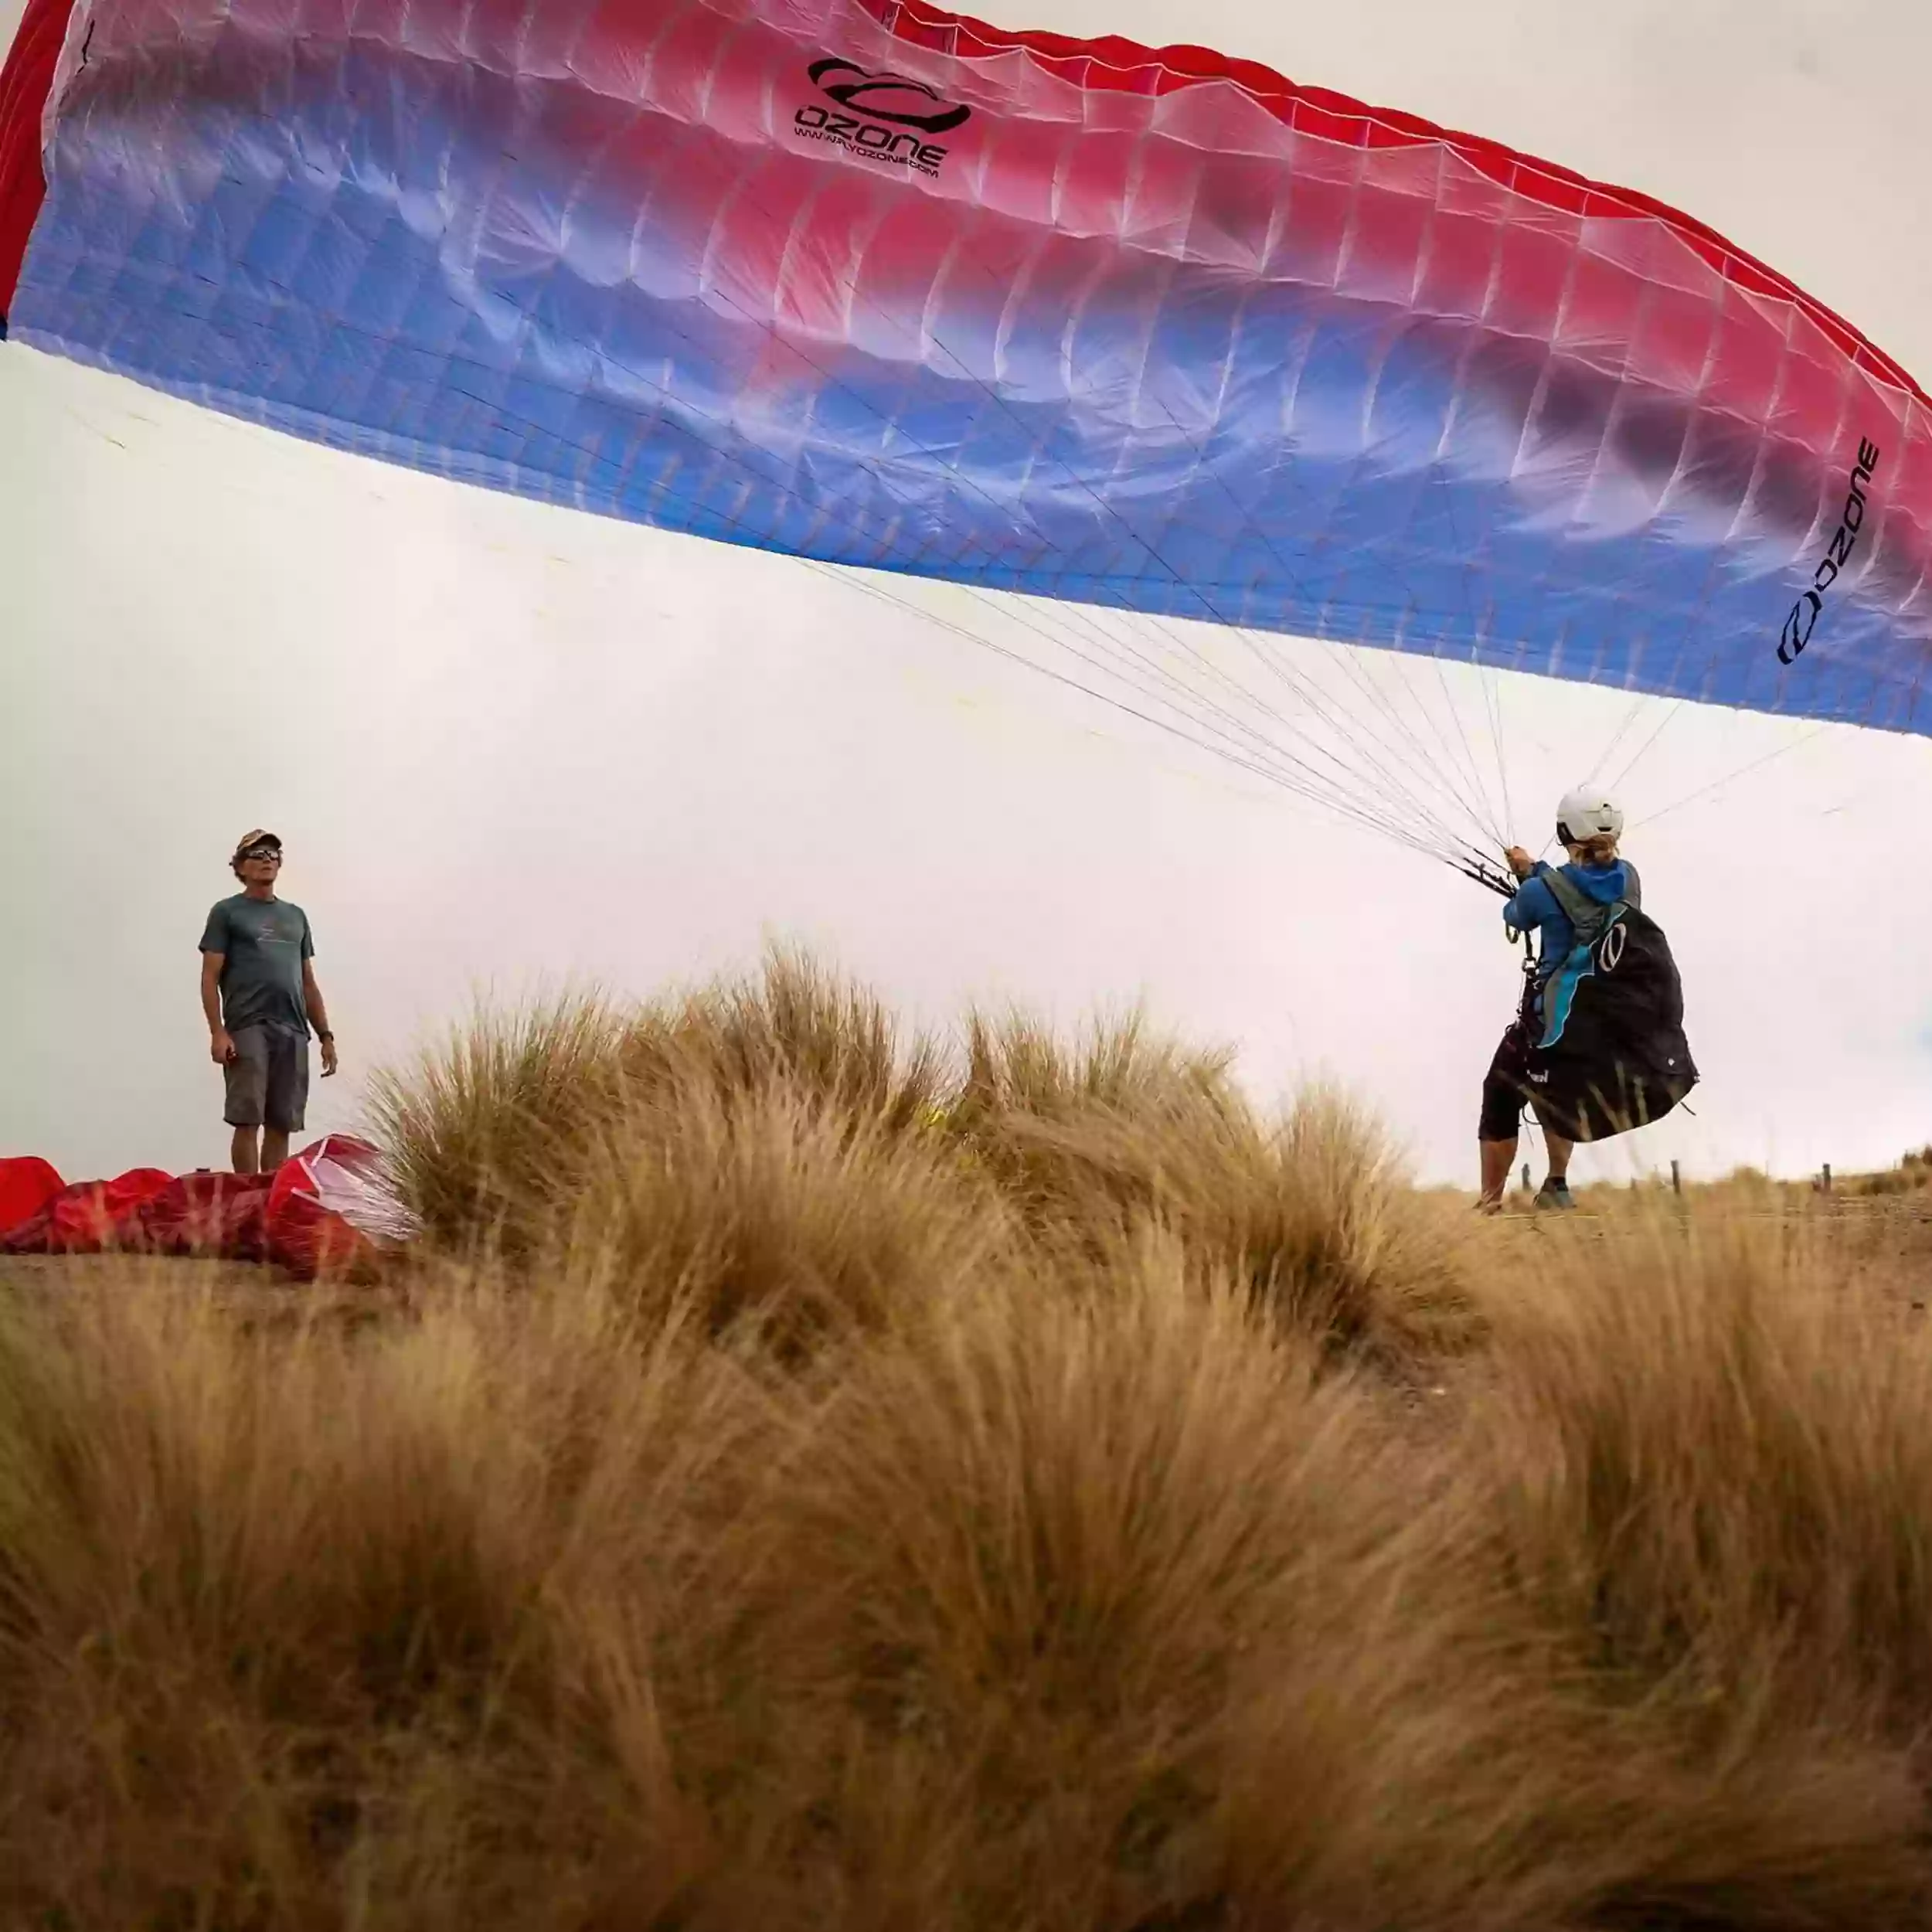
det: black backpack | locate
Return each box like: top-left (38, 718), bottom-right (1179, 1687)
top-left (1513, 866), bottom-right (1699, 1144)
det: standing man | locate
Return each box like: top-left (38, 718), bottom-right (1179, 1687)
top-left (199, 830), bottom-right (337, 1175)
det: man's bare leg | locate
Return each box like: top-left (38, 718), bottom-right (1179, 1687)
top-left (231, 1125), bottom-right (261, 1175)
top-left (1478, 1134), bottom-right (1517, 1209)
top-left (262, 1128), bottom-right (291, 1175)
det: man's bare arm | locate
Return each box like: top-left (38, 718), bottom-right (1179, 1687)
top-left (301, 961), bottom-right (331, 1036)
top-left (303, 961), bottom-right (338, 1076)
top-left (202, 953), bottom-right (234, 1063)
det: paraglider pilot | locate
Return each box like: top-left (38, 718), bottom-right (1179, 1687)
top-left (1476, 790), bottom-right (1636, 1213)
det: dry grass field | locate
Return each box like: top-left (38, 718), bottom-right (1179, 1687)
top-left (5, 950), bottom-right (1932, 1930)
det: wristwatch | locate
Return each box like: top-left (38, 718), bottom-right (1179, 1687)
top-left (318, 1031), bottom-right (335, 1043)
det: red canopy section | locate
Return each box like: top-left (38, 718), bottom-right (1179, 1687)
top-left (0, 1137), bottom-right (404, 1280)
top-left (0, 0), bottom-right (76, 324)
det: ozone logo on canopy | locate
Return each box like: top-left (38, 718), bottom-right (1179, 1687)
top-left (792, 56), bottom-right (973, 175)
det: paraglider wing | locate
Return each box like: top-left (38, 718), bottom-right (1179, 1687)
top-left (3, 0), bottom-right (1929, 733)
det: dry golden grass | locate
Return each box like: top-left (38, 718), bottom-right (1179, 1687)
top-left (552, 1080), bottom-right (1006, 1355)
top-left (612, 943), bottom-right (952, 1135)
top-left (6, 950), bottom-right (1932, 1929)
top-left (369, 988), bottom-right (629, 1258)
top-left (1470, 1214), bottom-right (1932, 1721)
top-left (947, 1006), bottom-right (1475, 1359)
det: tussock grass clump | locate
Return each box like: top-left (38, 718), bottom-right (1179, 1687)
top-left (375, 952), bottom-right (961, 1287)
top-left (696, 1243), bottom-right (1426, 1929)
top-left (0, 1270), bottom-right (766, 1930)
top-left (954, 1011), bottom-right (1473, 1356)
top-left (369, 991), bottom-right (628, 1258)
top-left (555, 1080), bottom-right (1008, 1353)
top-left (1471, 1213), bottom-right (1932, 1726)
top-left (947, 1008), bottom-right (1248, 1216)
top-left (956, 1006), bottom-right (1242, 1127)
top-left (614, 944), bottom-right (953, 1135)
top-left (1419, 1210), bottom-right (1932, 1927)
top-left (374, 957), bottom-right (1472, 1361)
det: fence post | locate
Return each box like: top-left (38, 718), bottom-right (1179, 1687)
top-left (1822, 1163), bottom-right (1832, 1193)
top-left (1671, 1160), bottom-right (1681, 1196)
top-left (1521, 1163), bottom-right (1531, 1194)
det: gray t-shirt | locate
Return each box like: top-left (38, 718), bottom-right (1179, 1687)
top-left (199, 893), bottom-right (315, 1036)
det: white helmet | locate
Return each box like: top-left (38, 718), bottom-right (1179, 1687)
top-left (1555, 785), bottom-right (1623, 847)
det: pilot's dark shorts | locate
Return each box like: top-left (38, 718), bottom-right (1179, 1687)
top-left (1478, 1019), bottom-right (1533, 1143)
top-left (223, 1024), bottom-right (309, 1133)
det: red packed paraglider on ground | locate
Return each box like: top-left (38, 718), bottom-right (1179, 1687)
top-left (0, 1135), bottom-right (403, 1281)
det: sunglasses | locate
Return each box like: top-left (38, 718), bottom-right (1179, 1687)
top-left (240, 848), bottom-right (283, 862)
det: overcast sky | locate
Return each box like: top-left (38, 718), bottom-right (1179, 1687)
top-left (3, 0), bottom-right (1928, 1189)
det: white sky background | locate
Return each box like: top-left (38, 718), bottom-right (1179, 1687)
top-left (2, 0), bottom-right (1929, 1189)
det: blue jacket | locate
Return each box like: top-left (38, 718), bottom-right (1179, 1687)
top-left (1504, 859), bottom-right (1638, 985)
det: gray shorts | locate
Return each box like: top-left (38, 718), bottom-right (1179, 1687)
top-left (223, 1025), bottom-right (310, 1132)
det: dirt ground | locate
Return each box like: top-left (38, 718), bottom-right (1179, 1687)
top-left (0, 1254), bottom-right (278, 1294)
top-left (0, 1253), bottom-right (396, 1334)
top-left (1475, 1188), bottom-right (1932, 1316)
